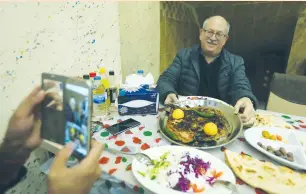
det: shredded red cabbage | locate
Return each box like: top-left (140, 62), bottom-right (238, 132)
top-left (180, 153), bottom-right (211, 178)
top-left (172, 152), bottom-right (212, 192)
top-left (206, 176), bottom-right (216, 185)
top-left (173, 173), bottom-right (191, 192)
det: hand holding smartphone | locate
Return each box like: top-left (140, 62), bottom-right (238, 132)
top-left (63, 79), bottom-right (92, 159)
top-left (41, 73), bottom-right (66, 145)
top-left (41, 73), bottom-right (92, 160)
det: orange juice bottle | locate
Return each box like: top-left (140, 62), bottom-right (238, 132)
top-left (99, 67), bottom-right (110, 107)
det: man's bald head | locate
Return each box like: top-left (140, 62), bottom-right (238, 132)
top-left (202, 15), bottom-right (230, 35)
top-left (199, 15), bottom-right (230, 57)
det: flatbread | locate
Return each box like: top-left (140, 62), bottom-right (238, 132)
top-left (224, 150), bottom-right (306, 194)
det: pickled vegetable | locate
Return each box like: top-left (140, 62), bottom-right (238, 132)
top-left (194, 110), bottom-right (215, 118)
top-left (270, 135), bottom-right (277, 141)
top-left (262, 130), bottom-right (271, 139)
top-left (276, 135), bottom-right (282, 141)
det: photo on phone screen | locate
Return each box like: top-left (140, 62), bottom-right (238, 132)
top-left (41, 75), bottom-right (66, 144)
top-left (106, 118), bottom-right (141, 135)
top-left (64, 82), bottom-right (90, 158)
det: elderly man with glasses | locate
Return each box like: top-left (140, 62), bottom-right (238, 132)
top-left (157, 15), bottom-right (258, 127)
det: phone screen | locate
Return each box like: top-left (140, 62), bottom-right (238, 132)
top-left (41, 79), bottom-right (65, 144)
top-left (106, 118), bottom-right (141, 135)
top-left (64, 83), bottom-right (90, 158)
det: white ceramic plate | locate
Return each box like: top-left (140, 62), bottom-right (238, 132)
top-left (244, 127), bottom-right (306, 170)
top-left (132, 146), bottom-right (235, 194)
top-left (295, 130), bottom-right (306, 155)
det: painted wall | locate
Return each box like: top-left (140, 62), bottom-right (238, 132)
top-left (286, 7), bottom-right (306, 75)
top-left (0, 1), bottom-right (121, 193)
top-left (118, 1), bottom-right (160, 82)
top-left (0, 1), bottom-right (122, 141)
top-left (160, 2), bottom-right (200, 73)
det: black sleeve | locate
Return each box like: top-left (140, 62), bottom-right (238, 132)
top-left (156, 50), bottom-right (183, 104)
top-left (0, 166), bottom-right (27, 194)
top-left (228, 57), bottom-right (258, 109)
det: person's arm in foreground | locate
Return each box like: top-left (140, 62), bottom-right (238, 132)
top-left (0, 86), bottom-right (104, 194)
top-left (229, 58), bottom-right (258, 127)
top-left (0, 87), bottom-right (45, 193)
top-left (156, 51), bottom-right (184, 104)
top-left (48, 141), bottom-right (104, 194)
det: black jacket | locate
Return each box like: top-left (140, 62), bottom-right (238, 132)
top-left (157, 44), bottom-right (258, 108)
top-left (0, 166), bottom-right (27, 194)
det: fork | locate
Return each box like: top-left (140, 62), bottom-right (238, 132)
top-left (106, 147), bottom-right (153, 165)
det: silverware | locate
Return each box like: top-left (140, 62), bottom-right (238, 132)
top-left (134, 153), bottom-right (153, 165)
top-left (214, 179), bottom-right (239, 194)
top-left (105, 147), bottom-right (153, 165)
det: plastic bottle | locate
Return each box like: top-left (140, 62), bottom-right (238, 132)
top-left (108, 70), bottom-right (115, 86)
top-left (89, 72), bottom-right (96, 84)
top-left (108, 70), bottom-right (117, 103)
top-left (99, 67), bottom-right (110, 107)
top-left (92, 76), bottom-right (107, 115)
top-left (137, 70), bottom-right (144, 76)
top-left (99, 67), bottom-right (110, 89)
top-left (89, 72), bottom-right (96, 79)
top-left (83, 75), bottom-right (90, 80)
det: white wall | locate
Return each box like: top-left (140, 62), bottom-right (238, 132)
top-left (0, 1), bottom-right (122, 142)
top-left (0, 1), bottom-right (121, 193)
top-left (0, 2), bottom-right (162, 193)
top-left (118, 1), bottom-right (160, 81)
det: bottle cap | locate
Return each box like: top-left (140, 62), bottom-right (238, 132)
top-left (94, 76), bottom-right (101, 80)
top-left (99, 67), bottom-right (106, 74)
top-left (109, 70), bottom-right (115, 76)
top-left (137, 70), bottom-right (144, 74)
top-left (89, 72), bottom-right (96, 78)
top-left (83, 75), bottom-right (90, 80)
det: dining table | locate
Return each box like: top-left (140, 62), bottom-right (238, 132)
top-left (88, 97), bottom-right (306, 194)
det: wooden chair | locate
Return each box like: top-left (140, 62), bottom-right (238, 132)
top-left (266, 73), bottom-right (306, 117)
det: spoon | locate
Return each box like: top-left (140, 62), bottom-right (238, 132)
top-left (105, 147), bottom-right (153, 165)
top-left (134, 153), bottom-right (153, 165)
top-left (214, 179), bottom-right (239, 194)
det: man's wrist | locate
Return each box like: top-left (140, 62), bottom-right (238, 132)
top-left (0, 139), bottom-right (32, 163)
top-left (0, 140), bottom-right (31, 185)
top-left (0, 166), bottom-right (27, 191)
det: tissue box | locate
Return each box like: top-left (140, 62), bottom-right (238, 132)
top-left (118, 85), bottom-right (159, 116)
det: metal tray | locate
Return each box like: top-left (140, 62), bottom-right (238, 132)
top-left (158, 97), bottom-right (243, 149)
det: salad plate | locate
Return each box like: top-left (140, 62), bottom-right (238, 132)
top-left (132, 145), bottom-right (236, 194)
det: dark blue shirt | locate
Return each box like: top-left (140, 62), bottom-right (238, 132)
top-left (198, 50), bottom-right (221, 98)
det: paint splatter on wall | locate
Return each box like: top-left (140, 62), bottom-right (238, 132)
top-left (0, 1), bottom-right (121, 193)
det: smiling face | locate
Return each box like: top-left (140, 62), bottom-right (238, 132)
top-left (200, 16), bottom-right (229, 57)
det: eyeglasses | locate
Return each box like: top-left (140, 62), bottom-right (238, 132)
top-left (202, 29), bottom-right (228, 40)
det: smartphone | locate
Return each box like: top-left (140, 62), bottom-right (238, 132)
top-left (41, 73), bottom-right (67, 144)
top-left (105, 118), bottom-right (141, 135)
top-left (63, 78), bottom-right (92, 160)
